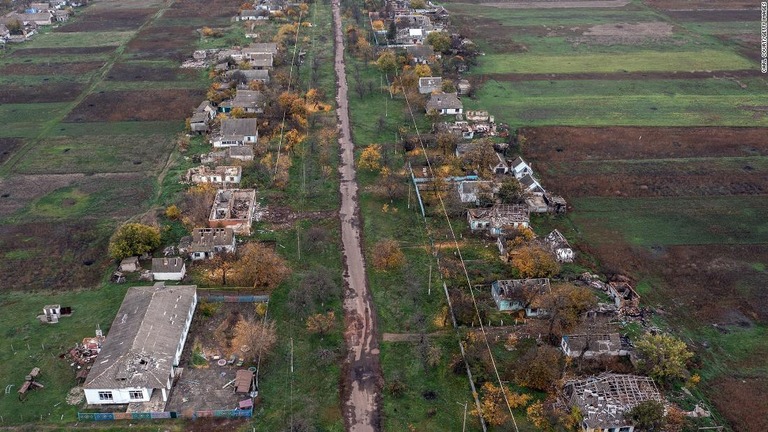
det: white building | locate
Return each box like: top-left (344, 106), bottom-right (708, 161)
top-left (212, 118), bottom-right (259, 148)
top-left (186, 227), bottom-right (236, 260)
top-left (151, 257), bottom-right (186, 281)
top-left (83, 283), bottom-right (197, 407)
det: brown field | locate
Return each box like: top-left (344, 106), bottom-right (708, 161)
top-left (125, 25), bottom-right (198, 60)
top-left (521, 127), bottom-right (768, 198)
top-left (0, 61), bottom-right (104, 76)
top-left (106, 62), bottom-right (200, 81)
top-left (454, 0), bottom-right (631, 8)
top-left (0, 220), bottom-right (112, 290)
top-left (0, 84), bottom-right (86, 104)
top-left (0, 138), bottom-right (23, 165)
top-left (521, 127), bottom-right (768, 161)
top-left (164, 0), bottom-right (242, 19)
top-left (644, 0), bottom-right (758, 10)
top-left (53, 8), bottom-right (157, 32)
top-left (65, 89), bottom-right (204, 122)
top-left (6, 46), bottom-right (117, 57)
top-left (708, 377), bottom-right (768, 432)
top-left (479, 69), bottom-right (763, 81)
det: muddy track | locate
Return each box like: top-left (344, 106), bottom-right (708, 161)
top-left (332, 0), bottom-right (383, 430)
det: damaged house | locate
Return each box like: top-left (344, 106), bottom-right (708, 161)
top-left (83, 283), bottom-right (197, 408)
top-left (490, 278), bottom-right (551, 317)
top-left (607, 281), bottom-right (641, 312)
top-left (182, 227), bottom-right (236, 261)
top-left (209, 189), bottom-right (257, 235)
top-left (560, 333), bottom-right (630, 358)
top-left (543, 229), bottom-right (575, 263)
top-left (467, 204), bottom-right (530, 236)
top-left (563, 373), bottom-right (663, 432)
top-left (184, 165), bottom-right (242, 185)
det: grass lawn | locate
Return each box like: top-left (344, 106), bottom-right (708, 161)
top-left (571, 196), bottom-right (768, 246)
top-left (474, 50), bottom-right (755, 74)
top-left (446, 3), bottom-right (662, 27)
top-left (0, 285), bottom-right (129, 425)
top-left (23, 31), bottom-right (136, 48)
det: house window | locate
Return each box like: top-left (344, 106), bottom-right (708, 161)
top-left (98, 391), bottom-right (113, 401)
top-left (129, 390), bottom-right (143, 400)
top-left (619, 428), bottom-right (632, 432)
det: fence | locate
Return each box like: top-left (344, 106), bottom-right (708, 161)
top-left (77, 408), bottom-right (252, 421)
top-left (201, 294), bottom-right (269, 303)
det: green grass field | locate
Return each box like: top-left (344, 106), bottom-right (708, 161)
top-left (571, 196), bottom-right (768, 246)
top-left (23, 31), bottom-right (136, 48)
top-left (466, 79), bottom-right (768, 126)
top-left (0, 103), bottom-right (71, 138)
top-left (474, 50), bottom-right (755, 74)
top-left (13, 134), bottom-right (174, 174)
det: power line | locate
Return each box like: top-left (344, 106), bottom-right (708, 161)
top-left (273, 9), bottom-right (305, 180)
top-left (397, 73), bottom-right (522, 432)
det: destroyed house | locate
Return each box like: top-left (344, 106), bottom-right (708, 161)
top-left (467, 204), bottom-right (530, 236)
top-left (544, 229), bottom-right (574, 263)
top-left (561, 333), bottom-right (629, 358)
top-left (185, 165), bottom-right (242, 185)
top-left (243, 42), bottom-right (278, 55)
top-left (226, 69), bottom-right (270, 83)
top-left (607, 282), bottom-right (640, 311)
top-left (187, 227), bottom-right (236, 260)
top-left (209, 189), bottom-right (257, 234)
top-left (83, 283), bottom-right (197, 407)
top-left (418, 76), bottom-right (442, 94)
top-left (491, 278), bottom-right (550, 317)
top-left (563, 373), bottom-right (663, 432)
top-left (457, 180), bottom-right (494, 204)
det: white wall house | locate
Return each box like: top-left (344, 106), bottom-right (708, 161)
top-left (83, 283), bottom-right (197, 407)
top-left (151, 257), bottom-right (186, 281)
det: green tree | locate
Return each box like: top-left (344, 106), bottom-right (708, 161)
top-left (497, 177), bottom-right (525, 204)
top-left (376, 50), bottom-right (397, 75)
top-left (108, 223), bottom-right (161, 260)
top-left (386, 21), bottom-right (397, 41)
top-left (635, 333), bottom-right (693, 383)
top-left (625, 400), bottom-right (666, 432)
top-left (426, 31), bottom-right (451, 53)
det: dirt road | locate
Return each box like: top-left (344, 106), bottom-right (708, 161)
top-left (332, 0), bottom-right (382, 430)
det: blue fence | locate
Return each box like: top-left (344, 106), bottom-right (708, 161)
top-left (77, 408), bottom-right (252, 421)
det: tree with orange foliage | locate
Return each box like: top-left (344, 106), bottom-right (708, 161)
top-left (372, 239), bottom-right (405, 270)
top-left (511, 245), bottom-right (560, 278)
top-left (472, 382), bottom-right (531, 426)
top-left (306, 311), bottom-right (336, 337)
top-left (230, 242), bottom-right (290, 290)
top-left (358, 144), bottom-right (383, 171)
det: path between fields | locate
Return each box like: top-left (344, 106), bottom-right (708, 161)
top-left (332, 0), bottom-right (382, 430)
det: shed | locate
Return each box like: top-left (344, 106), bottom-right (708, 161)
top-left (119, 257), bottom-right (140, 273)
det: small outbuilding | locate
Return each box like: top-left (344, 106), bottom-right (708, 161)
top-left (119, 257), bottom-right (141, 273)
top-left (151, 257), bottom-right (186, 281)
